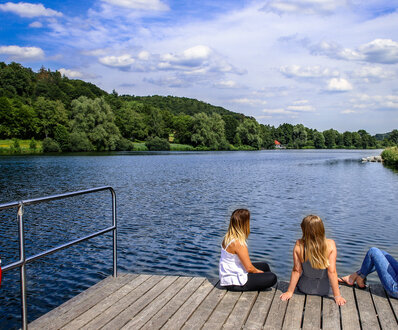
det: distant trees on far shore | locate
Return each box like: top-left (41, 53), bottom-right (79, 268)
top-left (0, 61), bottom-right (397, 152)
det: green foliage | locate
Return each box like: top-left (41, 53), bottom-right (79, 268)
top-left (381, 147), bottom-right (398, 167)
top-left (145, 136), bottom-right (170, 151)
top-left (235, 118), bottom-right (262, 149)
top-left (29, 138), bottom-right (37, 151)
top-left (388, 129), bottom-right (398, 145)
top-left (54, 124), bottom-right (70, 151)
top-left (293, 124), bottom-right (307, 149)
top-left (70, 96), bottom-right (122, 151)
top-left (191, 112), bottom-right (228, 150)
top-left (117, 138), bottom-right (134, 151)
top-left (313, 131), bottom-right (326, 149)
top-left (11, 138), bottom-right (21, 153)
top-left (69, 132), bottom-right (94, 152)
top-left (42, 137), bottom-right (61, 152)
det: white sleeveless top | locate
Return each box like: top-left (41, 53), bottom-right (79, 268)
top-left (219, 240), bottom-right (248, 286)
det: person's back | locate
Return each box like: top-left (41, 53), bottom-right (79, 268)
top-left (298, 245), bottom-right (330, 296)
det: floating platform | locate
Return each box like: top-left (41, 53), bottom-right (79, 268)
top-left (29, 273), bottom-right (398, 329)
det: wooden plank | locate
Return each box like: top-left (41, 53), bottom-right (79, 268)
top-left (122, 276), bottom-right (191, 329)
top-left (322, 296), bottom-right (340, 330)
top-left (29, 273), bottom-right (134, 330)
top-left (101, 275), bottom-right (178, 330)
top-left (244, 287), bottom-right (276, 329)
top-left (282, 290), bottom-right (305, 329)
top-left (339, 285), bottom-right (360, 330)
top-left (62, 274), bottom-right (150, 330)
top-left (302, 295), bottom-right (321, 330)
top-left (81, 275), bottom-right (164, 329)
top-left (223, 291), bottom-right (258, 330)
top-left (389, 293), bottom-right (398, 323)
top-left (263, 281), bottom-right (289, 330)
top-left (181, 281), bottom-right (227, 330)
top-left (370, 284), bottom-right (398, 329)
top-left (141, 277), bottom-right (205, 330)
top-left (201, 290), bottom-right (242, 330)
top-left (161, 278), bottom-right (216, 330)
top-left (354, 286), bottom-right (380, 330)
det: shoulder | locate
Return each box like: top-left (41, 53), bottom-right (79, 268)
top-left (326, 239), bottom-right (336, 252)
top-left (293, 239), bottom-right (303, 253)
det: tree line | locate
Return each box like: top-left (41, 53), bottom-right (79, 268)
top-left (0, 62), bottom-right (397, 152)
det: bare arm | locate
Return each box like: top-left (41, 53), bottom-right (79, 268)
top-left (327, 239), bottom-right (346, 306)
top-left (280, 241), bottom-right (303, 301)
top-left (233, 242), bottom-right (263, 273)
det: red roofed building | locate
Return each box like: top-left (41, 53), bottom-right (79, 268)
top-left (274, 140), bottom-right (285, 149)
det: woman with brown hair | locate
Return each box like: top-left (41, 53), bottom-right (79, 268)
top-left (280, 215), bottom-right (346, 305)
top-left (219, 209), bottom-right (277, 291)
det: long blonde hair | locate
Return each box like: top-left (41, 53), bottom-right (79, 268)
top-left (300, 215), bottom-right (330, 269)
top-left (223, 209), bottom-right (250, 247)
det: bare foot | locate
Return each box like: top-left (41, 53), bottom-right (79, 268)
top-left (338, 273), bottom-right (357, 286)
top-left (356, 276), bottom-right (366, 288)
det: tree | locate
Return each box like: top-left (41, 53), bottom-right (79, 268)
top-left (172, 114), bottom-right (193, 144)
top-left (323, 129), bottom-right (338, 148)
top-left (34, 97), bottom-right (68, 138)
top-left (313, 131), bottom-right (326, 149)
top-left (235, 118), bottom-right (262, 149)
top-left (388, 129), bottom-right (398, 145)
top-left (145, 136), bottom-right (170, 151)
top-left (191, 112), bottom-right (227, 149)
top-left (343, 131), bottom-right (353, 147)
top-left (70, 96), bottom-right (122, 151)
top-left (54, 124), bottom-right (70, 151)
top-left (275, 123), bottom-right (294, 145)
top-left (293, 124), bottom-right (307, 148)
top-left (352, 132), bottom-right (362, 148)
top-left (114, 101), bottom-right (148, 140)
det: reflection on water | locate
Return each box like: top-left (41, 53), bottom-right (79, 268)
top-left (1, 149), bottom-right (398, 328)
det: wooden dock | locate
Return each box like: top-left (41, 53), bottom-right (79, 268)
top-left (29, 273), bottom-right (398, 329)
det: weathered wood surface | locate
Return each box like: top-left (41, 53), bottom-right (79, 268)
top-left (29, 274), bottom-right (398, 329)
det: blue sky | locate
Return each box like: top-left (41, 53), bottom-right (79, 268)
top-left (1, 0), bottom-right (398, 134)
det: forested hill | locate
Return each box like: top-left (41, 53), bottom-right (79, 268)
top-left (0, 62), bottom-right (397, 153)
top-left (123, 95), bottom-right (242, 117)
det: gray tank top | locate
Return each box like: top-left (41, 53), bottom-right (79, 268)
top-left (297, 247), bottom-right (331, 296)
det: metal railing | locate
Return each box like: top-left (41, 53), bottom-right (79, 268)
top-left (0, 186), bottom-right (117, 330)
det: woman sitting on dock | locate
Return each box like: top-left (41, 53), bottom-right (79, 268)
top-left (280, 215), bottom-right (346, 305)
top-left (219, 209), bottom-right (277, 291)
top-left (339, 247), bottom-right (398, 298)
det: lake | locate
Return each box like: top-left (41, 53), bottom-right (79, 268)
top-left (1, 149), bottom-right (398, 328)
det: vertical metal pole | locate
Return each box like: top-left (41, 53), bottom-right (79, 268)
top-left (18, 203), bottom-right (28, 330)
top-left (111, 190), bottom-right (117, 277)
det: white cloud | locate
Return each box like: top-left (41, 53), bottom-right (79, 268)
top-left (58, 68), bottom-right (83, 78)
top-left (0, 45), bottom-right (44, 60)
top-left (144, 76), bottom-right (186, 87)
top-left (286, 104), bottom-right (315, 112)
top-left (213, 80), bottom-right (239, 89)
top-left (262, 0), bottom-right (347, 15)
top-left (349, 94), bottom-right (398, 111)
top-left (326, 78), bottom-right (353, 92)
top-left (231, 98), bottom-right (267, 106)
top-left (0, 2), bottom-right (62, 18)
top-left (160, 45), bottom-right (212, 69)
top-left (101, 0), bottom-right (169, 11)
top-left (99, 54), bottom-right (135, 68)
top-left (352, 65), bottom-right (395, 82)
top-left (29, 21), bottom-right (43, 28)
top-left (358, 39), bottom-right (398, 64)
top-left (341, 109), bottom-right (357, 114)
top-left (263, 108), bottom-right (292, 114)
top-left (311, 39), bottom-right (398, 64)
top-left (138, 50), bottom-right (150, 60)
top-left (280, 65), bottom-right (339, 78)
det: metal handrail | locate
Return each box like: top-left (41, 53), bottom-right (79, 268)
top-left (0, 186), bottom-right (117, 330)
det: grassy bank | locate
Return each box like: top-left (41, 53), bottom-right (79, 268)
top-left (381, 147), bottom-right (398, 167)
top-left (0, 139), bottom-right (42, 154)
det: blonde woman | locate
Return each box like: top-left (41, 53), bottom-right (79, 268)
top-left (219, 209), bottom-right (277, 291)
top-left (280, 215), bottom-right (346, 306)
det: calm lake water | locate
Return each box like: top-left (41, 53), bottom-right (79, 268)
top-left (1, 149), bottom-right (398, 328)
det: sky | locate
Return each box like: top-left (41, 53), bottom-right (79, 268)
top-left (1, 0), bottom-right (398, 134)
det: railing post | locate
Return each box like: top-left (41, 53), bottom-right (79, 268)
top-left (18, 203), bottom-right (28, 330)
top-left (111, 189), bottom-right (117, 277)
